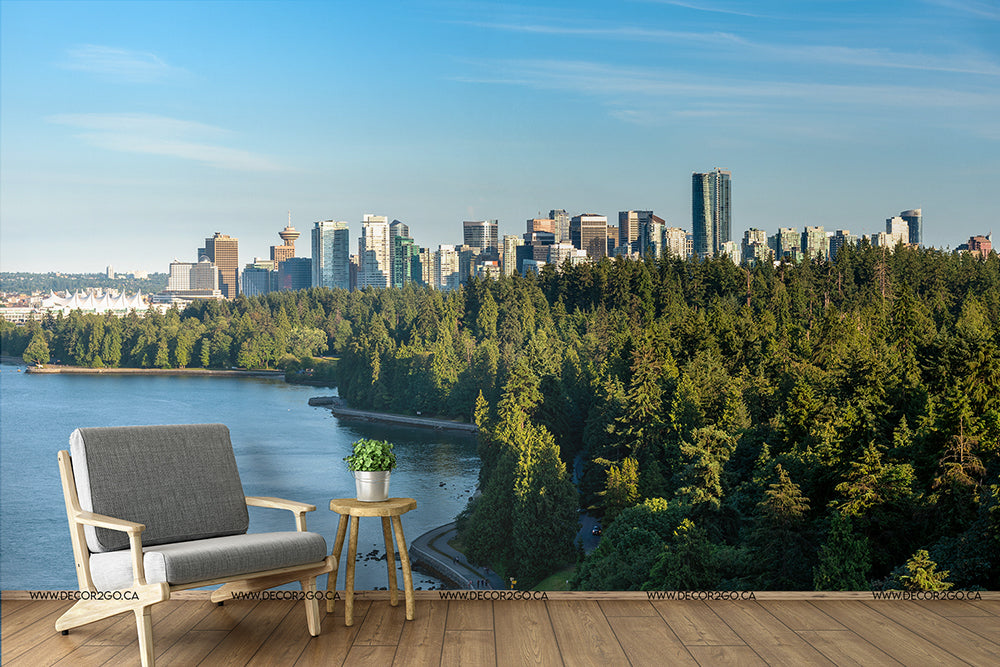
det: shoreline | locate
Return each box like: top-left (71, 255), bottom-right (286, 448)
top-left (312, 396), bottom-right (478, 434)
top-left (23, 365), bottom-right (284, 378)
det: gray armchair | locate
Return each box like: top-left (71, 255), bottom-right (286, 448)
top-left (56, 424), bottom-right (335, 666)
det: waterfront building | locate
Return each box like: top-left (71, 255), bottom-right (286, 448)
top-left (900, 209), bottom-right (922, 246)
top-left (801, 225), bottom-right (829, 259)
top-left (664, 227), bottom-right (688, 259)
top-left (200, 232), bottom-right (239, 299)
top-left (502, 235), bottom-right (524, 276)
top-left (311, 220), bottom-right (350, 290)
top-left (359, 215), bottom-right (391, 289)
top-left (692, 168), bottom-right (731, 258)
top-left (549, 209), bottom-right (570, 243)
top-left (570, 214), bottom-right (609, 259)
top-left (462, 220), bottom-right (498, 253)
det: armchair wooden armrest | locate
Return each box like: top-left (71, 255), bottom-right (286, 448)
top-left (245, 496), bottom-right (315, 531)
top-left (73, 511), bottom-right (145, 535)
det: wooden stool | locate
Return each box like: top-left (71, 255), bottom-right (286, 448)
top-left (325, 497), bottom-right (417, 625)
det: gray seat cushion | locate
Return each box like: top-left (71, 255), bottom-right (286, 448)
top-left (70, 424), bottom-right (249, 553)
top-left (89, 531), bottom-right (328, 591)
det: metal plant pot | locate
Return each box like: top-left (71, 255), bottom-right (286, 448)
top-left (354, 470), bottom-right (391, 502)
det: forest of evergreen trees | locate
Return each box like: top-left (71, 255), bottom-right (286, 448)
top-left (2, 243), bottom-right (998, 591)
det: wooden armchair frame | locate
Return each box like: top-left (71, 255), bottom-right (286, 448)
top-left (56, 450), bottom-right (336, 666)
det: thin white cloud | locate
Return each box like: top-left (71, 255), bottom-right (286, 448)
top-left (47, 113), bottom-right (283, 172)
top-left (457, 58), bottom-right (1000, 115)
top-left (462, 19), bottom-right (1000, 76)
top-left (925, 0), bottom-right (1000, 20)
top-left (638, 0), bottom-right (775, 19)
top-left (64, 45), bottom-right (180, 82)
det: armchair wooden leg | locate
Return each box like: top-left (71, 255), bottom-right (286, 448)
top-left (135, 606), bottom-right (155, 667)
top-left (300, 578), bottom-right (321, 637)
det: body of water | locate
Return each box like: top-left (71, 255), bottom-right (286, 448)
top-left (0, 363), bottom-right (479, 591)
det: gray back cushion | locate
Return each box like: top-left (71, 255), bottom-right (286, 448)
top-left (70, 424), bottom-right (249, 553)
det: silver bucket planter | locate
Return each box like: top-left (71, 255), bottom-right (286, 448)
top-left (354, 470), bottom-right (391, 502)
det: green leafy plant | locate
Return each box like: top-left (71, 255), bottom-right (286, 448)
top-left (344, 438), bottom-right (397, 472)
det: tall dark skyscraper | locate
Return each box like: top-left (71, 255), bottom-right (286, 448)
top-left (692, 168), bottom-right (731, 259)
top-left (900, 209), bottom-right (922, 246)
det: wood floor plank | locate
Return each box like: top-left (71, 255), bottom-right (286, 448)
top-left (547, 600), bottom-right (628, 667)
top-left (686, 645), bottom-right (767, 666)
top-left (1, 600), bottom-right (30, 618)
top-left (651, 601), bottom-right (745, 646)
top-left (493, 600), bottom-right (562, 667)
top-left (796, 630), bottom-right (903, 666)
top-left (244, 601), bottom-right (321, 666)
top-left (916, 599), bottom-right (997, 617)
top-left (441, 629), bottom-right (496, 666)
top-left (52, 643), bottom-right (130, 665)
top-left (446, 599), bottom-right (493, 630)
top-left (353, 600), bottom-right (406, 646)
top-left (863, 600), bottom-right (1000, 665)
top-left (156, 629), bottom-right (229, 666)
top-left (294, 603), bottom-right (370, 667)
top-left (88, 601), bottom-right (185, 647)
top-left (342, 644), bottom-right (398, 666)
top-left (979, 601), bottom-right (1000, 616)
top-left (392, 600), bottom-right (448, 667)
top-left (192, 599), bottom-right (258, 631)
top-left (1, 604), bottom-right (120, 666)
top-left (598, 599), bottom-right (659, 617)
top-left (758, 600), bottom-right (844, 631)
top-left (819, 600), bottom-right (970, 666)
top-left (947, 615), bottom-right (1000, 643)
top-left (1, 601), bottom-right (68, 641)
top-left (606, 614), bottom-right (698, 666)
top-left (198, 600), bottom-right (295, 665)
top-left (708, 602), bottom-right (835, 666)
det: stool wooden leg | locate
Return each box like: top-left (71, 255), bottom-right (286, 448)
top-left (327, 514), bottom-right (349, 614)
top-left (345, 516), bottom-right (358, 626)
top-left (391, 515), bottom-right (415, 620)
top-left (381, 516), bottom-right (399, 607)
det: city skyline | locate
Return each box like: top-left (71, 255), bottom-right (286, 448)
top-left (2, 1), bottom-right (998, 273)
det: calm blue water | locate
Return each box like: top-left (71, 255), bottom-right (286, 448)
top-left (0, 363), bottom-right (479, 591)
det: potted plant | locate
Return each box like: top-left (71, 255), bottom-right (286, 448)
top-left (344, 438), bottom-right (397, 502)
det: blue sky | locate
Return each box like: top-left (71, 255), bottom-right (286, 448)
top-left (1, 0), bottom-right (998, 273)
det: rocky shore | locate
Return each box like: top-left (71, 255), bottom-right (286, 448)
top-left (25, 365), bottom-right (284, 378)
top-left (311, 396), bottom-right (478, 434)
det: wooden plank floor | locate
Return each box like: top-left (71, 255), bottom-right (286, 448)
top-left (3, 597), bottom-right (999, 666)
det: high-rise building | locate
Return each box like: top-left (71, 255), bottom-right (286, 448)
top-left (502, 235), bottom-right (523, 276)
top-left (638, 214), bottom-right (666, 258)
top-left (801, 225), bottom-right (828, 259)
top-left (312, 220), bottom-right (350, 290)
top-left (570, 214), bottom-right (609, 259)
top-left (876, 217), bottom-right (910, 249)
top-left (359, 215), bottom-right (390, 289)
top-left (462, 220), bottom-right (499, 253)
top-left (271, 215), bottom-right (300, 266)
top-left (549, 209), bottom-right (570, 243)
top-left (829, 230), bottom-right (857, 260)
top-left (900, 209), bottom-right (922, 246)
top-left (278, 257), bottom-right (312, 291)
top-left (527, 218), bottom-right (556, 235)
top-left (241, 259), bottom-right (277, 297)
top-left (965, 234), bottom-right (993, 259)
top-left (742, 228), bottom-right (770, 265)
top-left (664, 227), bottom-right (688, 259)
top-left (619, 211), bottom-right (654, 254)
top-left (389, 220), bottom-right (417, 288)
top-left (201, 232), bottom-right (239, 298)
top-left (692, 169), bottom-right (731, 258)
top-left (770, 227), bottom-right (799, 260)
top-left (434, 245), bottom-right (461, 290)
